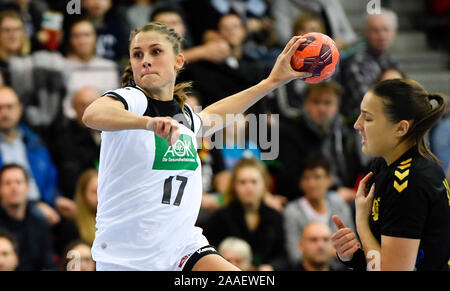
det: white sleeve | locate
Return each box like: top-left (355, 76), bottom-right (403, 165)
top-left (184, 103), bottom-right (203, 136)
top-left (102, 87), bottom-right (148, 116)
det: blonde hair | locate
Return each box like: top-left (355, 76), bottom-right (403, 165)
top-left (292, 12), bottom-right (326, 35)
top-left (0, 10), bottom-right (30, 56)
top-left (224, 158), bottom-right (270, 205)
top-left (74, 169), bottom-right (98, 245)
top-left (121, 22), bottom-right (192, 107)
top-left (218, 236), bottom-right (252, 267)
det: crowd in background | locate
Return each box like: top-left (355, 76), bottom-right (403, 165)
top-left (0, 0), bottom-right (448, 271)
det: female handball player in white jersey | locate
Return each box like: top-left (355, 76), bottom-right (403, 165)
top-left (82, 22), bottom-right (311, 271)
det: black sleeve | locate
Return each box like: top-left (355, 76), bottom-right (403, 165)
top-left (336, 248), bottom-right (367, 271)
top-left (380, 175), bottom-right (429, 239)
top-left (102, 91), bottom-right (129, 111)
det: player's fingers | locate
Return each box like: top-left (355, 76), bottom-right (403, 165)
top-left (166, 119), bottom-right (180, 146)
top-left (341, 243), bottom-right (360, 259)
top-left (366, 183), bottom-right (375, 199)
top-left (332, 215), bottom-right (346, 230)
top-left (282, 35), bottom-right (305, 55)
top-left (331, 227), bottom-right (352, 241)
top-left (356, 172), bottom-right (374, 197)
top-left (168, 127), bottom-right (180, 146)
top-left (161, 119), bottom-right (172, 139)
top-left (155, 120), bottom-right (164, 136)
top-left (339, 238), bottom-right (359, 254)
top-left (333, 231), bottom-right (356, 249)
top-left (286, 37), bottom-right (306, 58)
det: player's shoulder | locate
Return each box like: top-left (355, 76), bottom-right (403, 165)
top-left (102, 86), bottom-right (146, 99)
top-left (390, 149), bottom-right (445, 194)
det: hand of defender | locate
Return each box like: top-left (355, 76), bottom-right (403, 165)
top-left (146, 116), bottom-right (180, 146)
top-left (331, 215), bottom-right (360, 261)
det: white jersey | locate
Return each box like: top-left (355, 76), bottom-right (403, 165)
top-left (92, 86), bottom-right (208, 270)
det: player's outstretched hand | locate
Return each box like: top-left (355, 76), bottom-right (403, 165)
top-left (146, 116), bottom-right (180, 146)
top-left (266, 36), bottom-right (312, 87)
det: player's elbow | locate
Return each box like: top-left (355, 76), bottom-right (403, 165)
top-left (82, 104), bottom-right (97, 129)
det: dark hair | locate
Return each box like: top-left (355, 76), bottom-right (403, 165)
top-left (299, 152), bottom-right (331, 178)
top-left (150, 4), bottom-right (186, 23)
top-left (217, 11), bottom-right (246, 29)
top-left (0, 227), bottom-right (19, 255)
top-left (292, 11), bottom-right (326, 35)
top-left (0, 164), bottom-right (29, 183)
top-left (372, 79), bottom-right (447, 162)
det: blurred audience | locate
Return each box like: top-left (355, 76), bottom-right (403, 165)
top-left (0, 86), bottom-right (66, 225)
top-left (62, 240), bottom-right (95, 271)
top-left (62, 19), bottom-right (120, 120)
top-left (0, 227), bottom-right (18, 271)
top-left (183, 0), bottom-right (272, 48)
top-left (51, 87), bottom-right (101, 199)
top-left (150, 4), bottom-right (231, 64)
top-left (340, 8), bottom-right (399, 120)
top-left (283, 154), bottom-right (354, 267)
top-left (218, 236), bottom-right (254, 271)
top-left (179, 12), bottom-right (266, 110)
top-left (292, 222), bottom-right (345, 271)
top-left (430, 102), bottom-right (450, 175)
top-left (204, 158), bottom-right (288, 271)
top-left (277, 81), bottom-right (365, 202)
top-left (81, 0), bottom-right (129, 62)
top-left (378, 67), bottom-right (406, 82)
top-left (268, 11), bottom-right (326, 122)
top-left (126, 0), bottom-right (157, 30)
top-left (74, 169), bottom-right (98, 245)
top-left (0, 10), bottom-right (30, 86)
top-left (0, 164), bottom-right (57, 270)
top-left (271, 0), bottom-right (357, 49)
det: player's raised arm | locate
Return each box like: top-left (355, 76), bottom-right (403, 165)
top-left (82, 96), bottom-right (150, 131)
top-left (198, 36), bottom-right (312, 133)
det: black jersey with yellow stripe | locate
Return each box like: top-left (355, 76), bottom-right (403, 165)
top-left (368, 146), bottom-right (450, 270)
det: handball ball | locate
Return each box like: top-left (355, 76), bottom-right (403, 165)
top-left (291, 32), bottom-right (340, 84)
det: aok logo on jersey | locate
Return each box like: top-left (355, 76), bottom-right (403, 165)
top-left (153, 134), bottom-right (199, 171)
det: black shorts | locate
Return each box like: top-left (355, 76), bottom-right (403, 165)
top-left (182, 245), bottom-right (222, 271)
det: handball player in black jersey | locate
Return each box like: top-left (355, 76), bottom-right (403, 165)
top-left (331, 79), bottom-right (450, 271)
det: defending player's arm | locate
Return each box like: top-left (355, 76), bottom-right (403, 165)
top-left (355, 173), bottom-right (420, 271)
top-left (199, 36), bottom-right (311, 133)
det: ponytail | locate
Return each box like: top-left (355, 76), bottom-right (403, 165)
top-left (415, 93), bottom-right (446, 162)
top-left (173, 81), bottom-right (193, 108)
top-left (121, 61), bottom-right (134, 87)
top-left (373, 79), bottom-right (447, 162)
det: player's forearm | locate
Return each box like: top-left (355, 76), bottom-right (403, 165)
top-left (200, 78), bottom-right (278, 128)
top-left (356, 222), bottom-right (381, 270)
top-left (83, 103), bottom-right (148, 131)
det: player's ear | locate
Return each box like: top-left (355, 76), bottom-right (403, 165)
top-left (175, 53), bottom-right (185, 71)
top-left (394, 120), bottom-right (410, 138)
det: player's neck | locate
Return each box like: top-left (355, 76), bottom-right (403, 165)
top-left (139, 83), bottom-right (175, 102)
top-left (384, 141), bottom-right (415, 166)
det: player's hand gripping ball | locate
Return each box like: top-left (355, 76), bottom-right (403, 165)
top-left (291, 32), bottom-right (340, 84)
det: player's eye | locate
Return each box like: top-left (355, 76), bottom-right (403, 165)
top-left (133, 51), bottom-right (143, 58)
